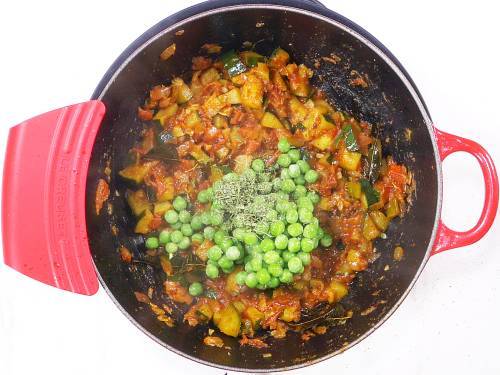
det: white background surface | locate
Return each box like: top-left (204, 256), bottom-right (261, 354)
top-left (0, 1), bottom-right (499, 374)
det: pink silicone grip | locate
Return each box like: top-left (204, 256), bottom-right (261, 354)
top-left (2, 101), bottom-right (105, 295)
top-left (431, 127), bottom-right (499, 255)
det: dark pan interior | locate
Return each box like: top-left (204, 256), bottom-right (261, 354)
top-left (86, 2), bottom-right (439, 371)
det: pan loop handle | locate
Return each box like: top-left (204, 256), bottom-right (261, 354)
top-left (431, 127), bottom-right (499, 255)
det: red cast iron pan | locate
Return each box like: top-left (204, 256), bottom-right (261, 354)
top-left (2, 0), bottom-right (499, 371)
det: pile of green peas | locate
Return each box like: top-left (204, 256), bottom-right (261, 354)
top-left (144, 137), bottom-right (334, 293)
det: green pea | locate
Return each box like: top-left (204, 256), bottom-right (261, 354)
top-left (244, 262), bottom-right (254, 273)
top-left (219, 237), bottom-right (234, 251)
top-left (298, 252), bottom-right (311, 266)
top-left (164, 209), bottom-right (179, 224)
top-left (307, 191), bottom-right (320, 204)
top-left (303, 223), bottom-right (318, 239)
top-left (203, 226), bottom-right (216, 240)
top-left (297, 159), bottom-right (310, 173)
top-left (272, 178), bottom-right (282, 192)
top-left (210, 210), bottom-right (224, 226)
top-left (280, 168), bottom-right (290, 179)
top-left (206, 264), bottom-right (219, 279)
top-left (281, 178), bottom-right (296, 193)
top-left (200, 211), bottom-right (211, 225)
top-left (288, 164), bottom-right (301, 178)
top-left (270, 220), bottom-right (286, 236)
top-left (181, 223), bottom-right (193, 237)
top-left (232, 228), bottom-right (245, 241)
top-left (298, 207), bottom-right (314, 224)
top-left (268, 277), bottom-right (280, 288)
top-left (188, 282), bottom-right (203, 296)
top-left (208, 246), bottom-right (223, 261)
top-left (268, 263), bottom-right (283, 277)
top-left (170, 221), bottom-right (182, 230)
top-left (288, 256), bottom-right (303, 273)
top-left (287, 237), bottom-right (301, 253)
top-left (190, 214), bottom-right (203, 231)
top-left (250, 254), bottom-right (263, 271)
top-left (282, 251), bottom-right (294, 262)
top-left (145, 237), bottom-right (159, 249)
top-left (236, 271), bottom-right (248, 285)
top-left (287, 223), bottom-right (303, 237)
top-left (304, 170), bottom-right (319, 183)
top-left (205, 187), bottom-right (214, 201)
top-left (279, 269), bottom-right (293, 283)
top-left (197, 189), bottom-right (209, 203)
top-left (297, 196), bottom-right (314, 210)
top-left (263, 250), bottom-right (280, 264)
top-left (245, 272), bottom-right (258, 288)
top-left (274, 234), bottom-right (288, 250)
top-left (225, 246), bottom-right (241, 261)
top-left (173, 196), bottom-right (188, 211)
top-left (178, 210), bottom-right (191, 224)
top-left (260, 238), bottom-right (275, 252)
top-left (192, 233), bottom-right (204, 244)
top-left (278, 138), bottom-right (291, 153)
top-left (316, 227), bottom-right (325, 239)
top-left (214, 230), bottom-right (227, 245)
top-left (243, 232), bottom-right (258, 245)
top-left (218, 256), bottom-right (234, 270)
top-left (159, 230), bottom-right (171, 245)
top-left (277, 154), bottom-right (291, 167)
top-left (170, 230), bottom-right (183, 243)
top-left (255, 222), bottom-right (269, 234)
top-left (301, 237), bottom-right (315, 253)
top-left (294, 175), bottom-right (306, 186)
top-left (252, 158), bottom-right (265, 172)
top-left (286, 209), bottom-right (299, 224)
top-left (293, 186), bottom-right (307, 200)
top-left (178, 236), bottom-right (191, 250)
top-left (321, 234), bottom-right (333, 247)
top-left (256, 268), bottom-right (271, 285)
top-left (165, 242), bottom-right (178, 254)
top-left (288, 149), bottom-right (301, 162)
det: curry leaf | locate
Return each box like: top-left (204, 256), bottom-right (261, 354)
top-left (334, 124), bottom-right (359, 151)
top-left (360, 178), bottom-right (380, 206)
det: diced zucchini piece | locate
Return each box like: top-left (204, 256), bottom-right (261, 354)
top-left (362, 214), bottom-right (380, 240)
top-left (119, 162), bottom-right (155, 184)
top-left (314, 99), bottom-right (334, 114)
top-left (185, 110), bottom-right (201, 127)
top-left (230, 73), bottom-right (247, 86)
top-left (213, 114), bottom-right (228, 129)
top-left (197, 304), bottom-right (213, 321)
top-left (251, 62), bottom-right (270, 82)
top-left (385, 198), bottom-right (401, 219)
top-left (339, 149), bottom-right (362, 171)
top-left (171, 126), bottom-right (184, 137)
top-left (232, 301), bottom-right (246, 313)
top-left (126, 189), bottom-right (151, 216)
top-left (369, 210), bottom-right (389, 231)
top-left (200, 67), bottom-right (221, 85)
top-left (311, 133), bottom-right (334, 150)
top-left (172, 78), bottom-right (193, 104)
top-left (221, 50), bottom-right (247, 77)
top-left (326, 280), bottom-right (348, 303)
top-left (271, 70), bottom-right (288, 91)
top-left (244, 306), bottom-right (264, 329)
top-left (288, 96), bottom-right (308, 126)
top-left (234, 154), bottom-right (253, 174)
top-left (135, 209), bottom-right (154, 234)
top-left (210, 165), bottom-right (225, 183)
top-left (240, 51), bottom-right (265, 67)
top-left (153, 201), bottom-right (172, 216)
top-left (346, 181), bottom-right (362, 199)
top-left (190, 145), bottom-right (212, 164)
top-left (213, 304), bottom-right (241, 337)
top-left (241, 74), bottom-right (264, 109)
top-left (157, 177), bottom-right (175, 202)
top-left (220, 88), bottom-right (242, 105)
top-left (202, 94), bottom-right (225, 118)
top-left (225, 269), bottom-right (242, 295)
top-left (261, 111), bottom-right (283, 129)
top-left (280, 306), bottom-right (299, 322)
top-left (153, 103), bottom-right (178, 126)
top-left (269, 48), bottom-right (290, 69)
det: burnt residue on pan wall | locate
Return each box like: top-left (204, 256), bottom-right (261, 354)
top-left (85, 4), bottom-right (438, 371)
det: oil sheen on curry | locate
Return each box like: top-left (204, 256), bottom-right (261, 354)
top-left (107, 46), bottom-right (410, 348)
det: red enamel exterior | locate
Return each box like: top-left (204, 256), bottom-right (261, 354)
top-left (431, 127), bottom-right (499, 255)
top-left (1, 101), bottom-right (105, 295)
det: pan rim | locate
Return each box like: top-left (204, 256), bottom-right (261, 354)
top-left (91, 2), bottom-right (442, 372)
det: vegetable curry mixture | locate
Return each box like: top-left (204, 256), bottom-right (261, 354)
top-left (115, 47), bottom-right (410, 345)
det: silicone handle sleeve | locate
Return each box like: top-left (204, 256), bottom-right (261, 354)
top-left (2, 101), bottom-right (105, 295)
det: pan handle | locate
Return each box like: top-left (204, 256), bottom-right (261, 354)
top-left (2, 101), bottom-right (105, 295)
top-left (431, 127), bottom-right (499, 255)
